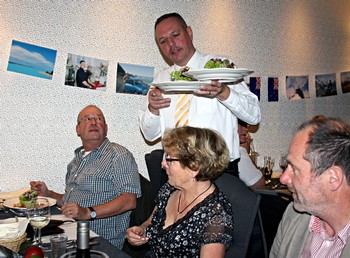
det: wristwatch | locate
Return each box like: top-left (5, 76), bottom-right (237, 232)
top-left (88, 207), bottom-right (97, 220)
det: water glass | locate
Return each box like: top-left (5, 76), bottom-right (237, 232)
top-left (50, 234), bottom-right (68, 258)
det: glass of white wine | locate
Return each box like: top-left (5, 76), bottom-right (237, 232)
top-left (26, 197), bottom-right (51, 247)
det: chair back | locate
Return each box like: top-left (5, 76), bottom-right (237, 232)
top-left (145, 149), bottom-right (167, 199)
top-left (122, 174), bottom-right (153, 257)
top-left (215, 173), bottom-right (261, 258)
top-left (254, 189), bottom-right (292, 254)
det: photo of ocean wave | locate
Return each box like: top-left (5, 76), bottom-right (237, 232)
top-left (8, 62), bottom-right (53, 79)
top-left (7, 40), bottom-right (57, 80)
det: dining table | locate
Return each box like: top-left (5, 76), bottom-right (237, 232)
top-left (0, 204), bottom-right (131, 258)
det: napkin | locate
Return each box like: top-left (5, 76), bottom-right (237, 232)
top-left (26, 220), bottom-right (65, 238)
top-left (0, 218), bottom-right (28, 239)
top-left (41, 215), bottom-right (99, 244)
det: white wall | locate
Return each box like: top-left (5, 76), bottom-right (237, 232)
top-left (0, 0), bottom-right (349, 192)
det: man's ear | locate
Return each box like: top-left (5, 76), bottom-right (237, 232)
top-left (76, 124), bottom-right (80, 137)
top-left (328, 166), bottom-right (344, 191)
top-left (186, 26), bottom-right (193, 40)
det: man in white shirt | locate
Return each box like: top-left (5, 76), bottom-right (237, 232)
top-left (237, 120), bottom-right (264, 189)
top-left (139, 13), bottom-right (261, 177)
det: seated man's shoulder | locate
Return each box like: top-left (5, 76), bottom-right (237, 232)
top-left (108, 142), bottom-right (134, 156)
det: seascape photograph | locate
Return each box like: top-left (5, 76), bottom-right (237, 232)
top-left (7, 40), bottom-right (57, 80)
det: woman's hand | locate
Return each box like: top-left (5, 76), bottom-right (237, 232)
top-left (126, 226), bottom-right (149, 246)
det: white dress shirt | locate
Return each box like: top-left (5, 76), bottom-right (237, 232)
top-left (139, 51), bottom-right (261, 161)
top-left (238, 147), bottom-right (263, 186)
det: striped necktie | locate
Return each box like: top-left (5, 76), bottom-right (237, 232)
top-left (175, 94), bottom-right (190, 127)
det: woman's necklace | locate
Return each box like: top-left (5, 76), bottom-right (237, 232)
top-left (174, 182), bottom-right (212, 222)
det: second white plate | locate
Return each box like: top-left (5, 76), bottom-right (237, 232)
top-left (183, 68), bottom-right (254, 81)
top-left (151, 80), bottom-right (238, 92)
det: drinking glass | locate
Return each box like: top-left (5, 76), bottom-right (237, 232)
top-left (279, 154), bottom-right (288, 172)
top-left (268, 158), bottom-right (275, 175)
top-left (26, 197), bottom-right (51, 247)
top-left (263, 156), bottom-right (275, 185)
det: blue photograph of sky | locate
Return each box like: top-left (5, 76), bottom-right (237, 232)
top-left (7, 40), bottom-right (57, 80)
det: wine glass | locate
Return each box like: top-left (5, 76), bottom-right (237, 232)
top-left (279, 154), bottom-right (288, 172)
top-left (26, 197), bottom-right (51, 247)
top-left (263, 156), bottom-right (275, 185)
top-left (268, 158), bottom-right (275, 175)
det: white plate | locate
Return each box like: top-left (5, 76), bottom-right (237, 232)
top-left (3, 197), bottom-right (57, 211)
top-left (61, 250), bottom-right (108, 258)
top-left (183, 68), bottom-right (254, 81)
top-left (151, 78), bottom-right (242, 92)
top-left (151, 81), bottom-right (210, 92)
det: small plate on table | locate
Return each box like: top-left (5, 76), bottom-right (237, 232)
top-left (61, 250), bottom-right (108, 258)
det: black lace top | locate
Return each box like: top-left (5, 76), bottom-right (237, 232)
top-left (145, 182), bottom-right (234, 258)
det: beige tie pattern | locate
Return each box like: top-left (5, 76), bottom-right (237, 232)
top-left (175, 94), bottom-right (190, 127)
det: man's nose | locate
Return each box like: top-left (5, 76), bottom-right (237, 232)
top-left (280, 166), bottom-right (291, 185)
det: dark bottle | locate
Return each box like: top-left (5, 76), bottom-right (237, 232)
top-left (76, 220), bottom-right (91, 258)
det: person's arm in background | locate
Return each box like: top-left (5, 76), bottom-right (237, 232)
top-left (238, 147), bottom-right (265, 189)
top-left (30, 181), bottom-right (64, 206)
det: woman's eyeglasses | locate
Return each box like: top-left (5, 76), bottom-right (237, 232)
top-left (163, 153), bottom-right (180, 166)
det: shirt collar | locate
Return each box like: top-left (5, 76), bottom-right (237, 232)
top-left (75, 138), bottom-right (110, 157)
top-left (174, 50), bottom-right (200, 70)
top-left (309, 215), bottom-right (350, 243)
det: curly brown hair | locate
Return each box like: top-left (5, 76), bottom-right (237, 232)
top-left (162, 126), bottom-right (230, 181)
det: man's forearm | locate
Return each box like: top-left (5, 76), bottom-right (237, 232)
top-left (48, 190), bottom-right (64, 207)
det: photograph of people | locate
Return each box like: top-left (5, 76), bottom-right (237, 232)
top-left (65, 53), bottom-right (108, 90)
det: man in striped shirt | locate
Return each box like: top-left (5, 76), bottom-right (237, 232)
top-left (270, 117), bottom-right (350, 258)
top-left (31, 105), bottom-right (141, 248)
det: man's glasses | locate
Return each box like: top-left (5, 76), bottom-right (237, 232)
top-left (163, 153), bottom-right (180, 166)
top-left (79, 115), bottom-right (104, 124)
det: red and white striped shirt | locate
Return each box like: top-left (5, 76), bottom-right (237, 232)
top-left (300, 216), bottom-right (350, 258)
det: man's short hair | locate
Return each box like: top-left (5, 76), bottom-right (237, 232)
top-left (155, 12), bottom-right (188, 31)
top-left (299, 117), bottom-right (350, 183)
top-left (80, 60), bottom-right (85, 64)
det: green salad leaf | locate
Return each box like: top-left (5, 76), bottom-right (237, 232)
top-left (204, 58), bottom-right (235, 69)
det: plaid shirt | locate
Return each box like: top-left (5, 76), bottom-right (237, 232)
top-left (63, 138), bottom-right (141, 248)
top-left (301, 216), bottom-right (350, 258)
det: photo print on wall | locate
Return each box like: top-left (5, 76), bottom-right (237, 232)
top-left (65, 53), bottom-right (108, 91)
top-left (116, 63), bottom-right (154, 95)
top-left (7, 40), bottom-right (57, 80)
top-left (340, 71), bottom-right (350, 94)
top-left (286, 75), bottom-right (310, 100)
top-left (315, 73), bottom-right (337, 97)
